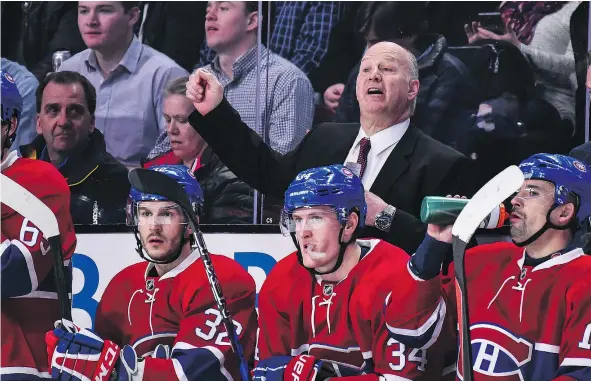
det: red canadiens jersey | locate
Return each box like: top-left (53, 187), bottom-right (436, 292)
top-left (386, 241), bottom-right (591, 381)
top-left (256, 239), bottom-right (453, 380)
top-left (1, 153), bottom-right (77, 380)
top-left (94, 251), bottom-right (258, 381)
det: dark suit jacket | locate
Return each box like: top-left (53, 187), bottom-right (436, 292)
top-left (189, 99), bottom-right (472, 253)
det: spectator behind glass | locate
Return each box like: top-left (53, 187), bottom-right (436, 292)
top-left (58, 1), bottom-right (188, 167)
top-left (330, 1), bottom-right (469, 140)
top-left (198, 2), bottom-right (346, 88)
top-left (0, 2), bottom-right (86, 81)
top-left (134, 2), bottom-right (208, 72)
top-left (143, 77), bottom-right (278, 224)
top-left (466, 1), bottom-right (578, 131)
top-left (19, 71), bottom-right (130, 225)
top-left (149, 1), bottom-right (313, 158)
top-left (1, 58), bottom-right (39, 150)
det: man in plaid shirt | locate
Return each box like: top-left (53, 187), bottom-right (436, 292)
top-left (148, 1), bottom-right (314, 159)
top-left (198, 2), bottom-right (345, 76)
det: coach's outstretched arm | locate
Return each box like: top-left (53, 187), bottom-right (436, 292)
top-left (186, 69), bottom-right (303, 199)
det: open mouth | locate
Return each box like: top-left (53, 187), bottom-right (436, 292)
top-left (206, 26), bottom-right (219, 32)
top-left (303, 243), bottom-right (315, 251)
top-left (367, 88), bottom-right (383, 95)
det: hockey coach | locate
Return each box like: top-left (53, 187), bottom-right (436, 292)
top-left (186, 41), bottom-right (472, 254)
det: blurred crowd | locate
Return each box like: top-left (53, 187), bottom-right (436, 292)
top-left (1, 1), bottom-right (590, 226)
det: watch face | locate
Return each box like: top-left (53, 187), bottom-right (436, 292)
top-left (376, 214), bottom-right (391, 230)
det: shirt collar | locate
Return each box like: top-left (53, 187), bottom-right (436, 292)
top-left (144, 249), bottom-right (200, 280)
top-left (211, 45), bottom-right (264, 80)
top-left (353, 119), bottom-right (411, 156)
top-left (38, 145), bottom-right (69, 169)
top-left (517, 246), bottom-right (585, 272)
top-left (86, 36), bottom-right (142, 74)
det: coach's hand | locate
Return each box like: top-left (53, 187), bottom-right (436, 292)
top-left (186, 69), bottom-right (224, 116)
top-left (364, 191), bottom-right (388, 228)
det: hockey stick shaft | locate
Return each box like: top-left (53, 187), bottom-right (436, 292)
top-left (192, 227), bottom-right (251, 381)
top-left (453, 237), bottom-right (473, 381)
top-left (48, 236), bottom-right (72, 321)
top-left (0, 174), bottom-right (71, 321)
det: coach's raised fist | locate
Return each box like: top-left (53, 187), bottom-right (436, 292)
top-left (186, 68), bottom-right (223, 116)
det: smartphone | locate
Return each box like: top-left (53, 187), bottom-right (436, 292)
top-left (476, 12), bottom-right (506, 35)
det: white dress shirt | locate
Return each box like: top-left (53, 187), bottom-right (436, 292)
top-left (344, 119), bottom-right (411, 190)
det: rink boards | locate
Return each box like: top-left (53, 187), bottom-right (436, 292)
top-left (71, 232), bottom-right (294, 328)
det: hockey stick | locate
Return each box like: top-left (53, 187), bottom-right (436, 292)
top-left (128, 168), bottom-right (251, 381)
top-left (0, 174), bottom-right (71, 321)
top-left (450, 165), bottom-right (524, 381)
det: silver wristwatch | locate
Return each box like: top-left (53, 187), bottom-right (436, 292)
top-left (375, 205), bottom-right (397, 232)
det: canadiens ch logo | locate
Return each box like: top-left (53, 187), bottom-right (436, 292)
top-left (573, 160), bottom-right (587, 173)
top-left (3, 72), bottom-right (15, 83)
top-left (341, 167), bottom-right (354, 177)
top-left (146, 279), bottom-right (155, 291)
top-left (459, 323), bottom-right (533, 380)
top-left (323, 284), bottom-right (334, 296)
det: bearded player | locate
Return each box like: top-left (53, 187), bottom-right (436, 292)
top-left (46, 164), bottom-right (258, 380)
top-left (385, 154), bottom-right (591, 380)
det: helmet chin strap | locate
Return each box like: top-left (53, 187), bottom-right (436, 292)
top-left (291, 226), bottom-right (353, 276)
top-left (513, 205), bottom-right (573, 248)
top-left (133, 225), bottom-right (190, 265)
top-left (1, 126), bottom-right (14, 161)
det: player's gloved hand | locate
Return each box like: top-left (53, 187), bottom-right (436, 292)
top-left (45, 320), bottom-right (121, 381)
top-left (284, 354), bottom-right (337, 381)
top-left (45, 319), bottom-right (146, 381)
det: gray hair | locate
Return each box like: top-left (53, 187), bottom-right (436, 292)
top-left (405, 49), bottom-right (419, 115)
top-left (164, 76), bottom-right (190, 97)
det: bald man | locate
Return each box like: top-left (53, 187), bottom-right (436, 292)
top-left (185, 42), bottom-right (472, 253)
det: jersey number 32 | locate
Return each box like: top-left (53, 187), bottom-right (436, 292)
top-left (195, 308), bottom-right (243, 346)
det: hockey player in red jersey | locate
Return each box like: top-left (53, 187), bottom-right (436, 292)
top-left (46, 164), bottom-right (258, 381)
top-left (253, 164), bottom-right (456, 381)
top-left (385, 154), bottom-right (591, 381)
top-left (1, 70), bottom-right (77, 380)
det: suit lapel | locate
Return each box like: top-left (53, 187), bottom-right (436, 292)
top-left (327, 123), bottom-right (359, 165)
top-left (369, 125), bottom-right (419, 196)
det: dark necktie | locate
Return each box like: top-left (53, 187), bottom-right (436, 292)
top-left (357, 138), bottom-right (371, 178)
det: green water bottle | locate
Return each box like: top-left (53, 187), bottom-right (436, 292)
top-left (420, 196), bottom-right (508, 229)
